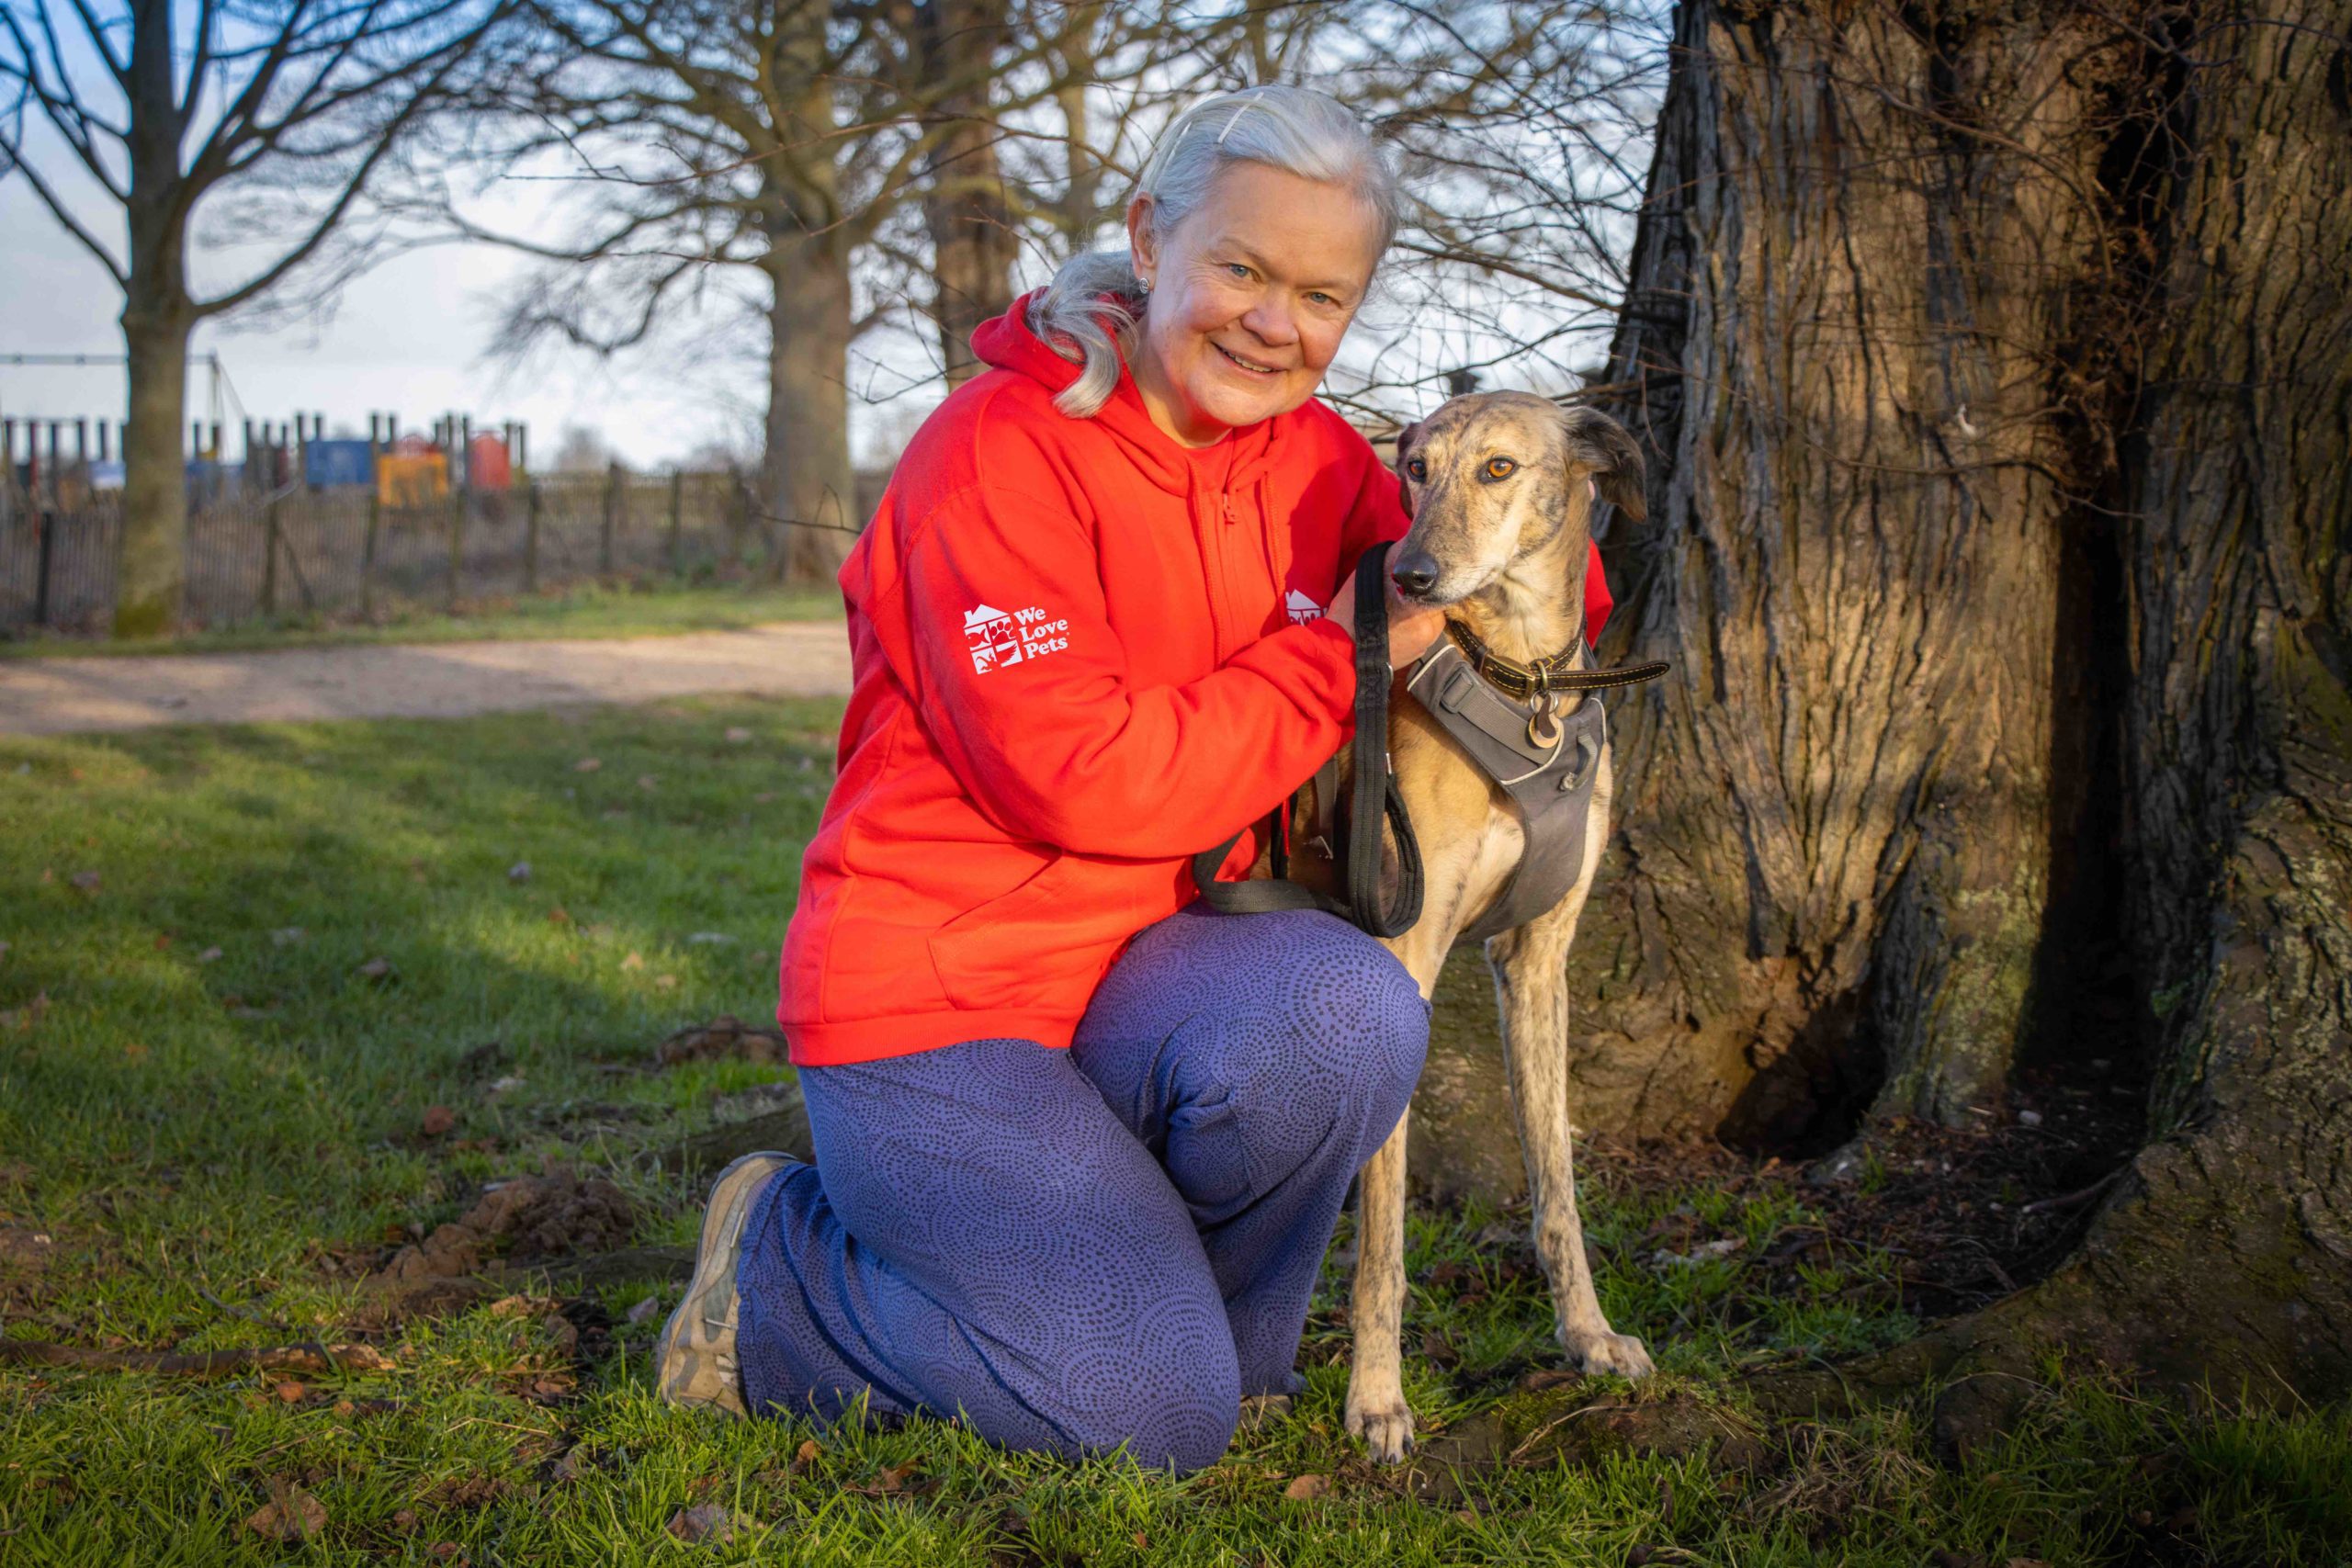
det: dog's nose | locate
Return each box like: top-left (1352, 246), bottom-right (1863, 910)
top-left (1391, 551), bottom-right (1441, 598)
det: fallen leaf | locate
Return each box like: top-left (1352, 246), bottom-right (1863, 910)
top-left (637, 774), bottom-right (659, 791)
top-left (872, 1463), bottom-right (915, 1494)
top-left (243, 1486), bottom-right (327, 1541)
top-left (356, 956), bottom-right (395, 981)
top-left (1283, 1473), bottom-right (1331, 1501)
top-left (1134, 1532), bottom-right (1150, 1550)
top-left (655, 975), bottom-right (678, 991)
top-left (421, 1104), bottom-right (457, 1136)
top-left (71, 870), bottom-right (101, 894)
top-left (122, 1043), bottom-right (149, 1062)
top-left (793, 1438), bottom-right (821, 1471)
top-left (334, 1399), bottom-right (356, 1417)
top-left (428, 1543), bottom-right (468, 1564)
top-left (752, 791), bottom-right (778, 804)
top-left (573, 757), bottom-right (602, 773)
top-left (621, 952), bottom-right (645, 971)
top-left (153, 933), bottom-right (172, 950)
top-left (197, 945), bottom-right (223, 963)
top-left (273, 1380), bottom-right (306, 1403)
top-left (390, 1507), bottom-right (418, 1533)
top-left (668, 1503), bottom-right (736, 1545)
top-left (546, 907), bottom-right (571, 926)
top-left (628, 1296), bottom-right (661, 1325)
top-left (725, 727), bottom-right (753, 743)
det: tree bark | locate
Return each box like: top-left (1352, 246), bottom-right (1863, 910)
top-left (114, 305), bottom-right (191, 637)
top-left (1946, 0), bottom-right (2352, 1404)
top-left (110, 0), bottom-right (192, 638)
top-left (1550, 0), bottom-right (2123, 1145)
top-left (915, 0), bottom-right (1019, 386)
top-left (763, 229), bottom-right (858, 582)
top-left (756, 23), bottom-right (860, 587)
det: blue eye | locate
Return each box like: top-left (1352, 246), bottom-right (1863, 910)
top-left (1227, 263), bottom-right (1251, 279)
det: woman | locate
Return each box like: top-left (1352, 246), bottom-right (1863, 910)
top-left (655, 85), bottom-right (1614, 1472)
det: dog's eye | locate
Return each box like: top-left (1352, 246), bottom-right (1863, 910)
top-left (1483, 457), bottom-right (1518, 480)
top-left (1405, 457), bottom-right (1427, 482)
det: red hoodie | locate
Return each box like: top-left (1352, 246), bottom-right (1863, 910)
top-left (775, 293), bottom-right (1613, 1065)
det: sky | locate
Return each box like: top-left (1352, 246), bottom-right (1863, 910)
top-left (0, 174), bottom-right (803, 471)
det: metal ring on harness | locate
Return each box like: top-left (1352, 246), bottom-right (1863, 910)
top-left (1526, 701), bottom-right (1563, 750)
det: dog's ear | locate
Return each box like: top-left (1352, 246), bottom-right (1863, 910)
top-left (1392, 419), bottom-right (1422, 518)
top-left (1557, 406), bottom-right (1647, 524)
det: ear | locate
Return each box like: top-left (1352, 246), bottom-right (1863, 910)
top-left (1557, 406), bottom-right (1647, 524)
top-left (1392, 420), bottom-right (1422, 519)
top-left (1125, 195), bottom-right (1159, 282)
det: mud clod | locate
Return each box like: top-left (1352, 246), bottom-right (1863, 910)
top-left (376, 1173), bottom-right (639, 1287)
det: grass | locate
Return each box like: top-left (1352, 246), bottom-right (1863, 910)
top-left (3, 696), bottom-right (2346, 1564)
top-left (0, 580), bottom-right (842, 660)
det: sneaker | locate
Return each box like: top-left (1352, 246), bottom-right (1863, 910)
top-left (654, 1151), bottom-right (792, 1416)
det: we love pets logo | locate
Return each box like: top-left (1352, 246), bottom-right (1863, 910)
top-left (963, 604), bottom-right (1072, 674)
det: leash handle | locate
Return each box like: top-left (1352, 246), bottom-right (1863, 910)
top-left (1190, 544), bottom-right (1424, 937)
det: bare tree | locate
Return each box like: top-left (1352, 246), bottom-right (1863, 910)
top-left (0, 0), bottom-right (515, 636)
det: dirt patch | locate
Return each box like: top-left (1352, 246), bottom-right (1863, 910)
top-left (374, 1173), bottom-right (639, 1291)
top-left (655, 1014), bottom-right (790, 1067)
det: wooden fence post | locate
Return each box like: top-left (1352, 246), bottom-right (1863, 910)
top-left (601, 461), bottom-right (620, 578)
top-left (262, 490), bottom-right (281, 617)
top-left (524, 479), bottom-right (542, 594)
top-left (33, 508), bottom-right (55, 628)
top-left (667, 468), bottom-right (684, 576)
top-left (447, 482), bottom-right (466, 609)
top-left (359, 483), bottom-right (380, 618)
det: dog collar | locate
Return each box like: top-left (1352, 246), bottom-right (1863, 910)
top-left (1443, 620), bottom-right (1584, 704)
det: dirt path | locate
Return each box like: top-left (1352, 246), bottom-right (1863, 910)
top-left (0, 622), bottom-right (854, 737)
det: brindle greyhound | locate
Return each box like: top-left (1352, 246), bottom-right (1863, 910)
top-left (1291, 391), bottom-right (1657, 1463)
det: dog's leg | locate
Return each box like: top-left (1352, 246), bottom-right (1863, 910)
top-left (1487, 768), bottom-right (1653, 1380)
top-left (1343, 1109), bottom-right (1415, 1462)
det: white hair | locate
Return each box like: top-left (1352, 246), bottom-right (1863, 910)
top-left (1028, 85), bottom-right (1401, 419)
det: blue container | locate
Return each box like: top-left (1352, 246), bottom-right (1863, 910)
top-left (304, 439), bottom-right (375, 490)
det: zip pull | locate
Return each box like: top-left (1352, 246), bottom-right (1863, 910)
top-left (1222, 491), bottom-right (1238, 524)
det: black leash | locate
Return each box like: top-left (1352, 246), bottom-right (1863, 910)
top-left (1190, 543), bottom-right (1426, 939)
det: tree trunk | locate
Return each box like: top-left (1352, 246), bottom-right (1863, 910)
top-left (1421, 0), bottom-right (2352, 1404)
top-left (1931, 0), bottom-right (2352, 1405)
top-left (113, 305), bottom-right (191, 637)
top-left (756, 33), bottom-right (859, 586)
top-left (763, 231), bottom-right (857, 582)
top-left (111, 0), bottom-right (191, 639)
top-left (915, 0), bottom-right (1019, 386)
top-left (1521, 0), bottom-right (2109, 1147)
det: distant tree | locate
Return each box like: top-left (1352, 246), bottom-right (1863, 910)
top-left (549, 423), bottom-right (616, 473)
top-left (0, 0), bottom-right (517, 636)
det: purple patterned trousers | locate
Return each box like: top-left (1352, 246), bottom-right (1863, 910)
top-left (731, 905), bottom-right (1429, 1471)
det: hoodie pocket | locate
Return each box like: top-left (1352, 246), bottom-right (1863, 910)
top-left (926, 852), bottom-right (1099, 1012)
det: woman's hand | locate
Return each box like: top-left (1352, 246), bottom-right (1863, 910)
top-left (1329, 570), bottom-right (1447, 671)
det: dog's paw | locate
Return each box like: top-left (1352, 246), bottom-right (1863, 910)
top-left (1343, 1388), bottom-right (1417, 1464)
top-left (1559, 1326), bottom-right (1655, 1381)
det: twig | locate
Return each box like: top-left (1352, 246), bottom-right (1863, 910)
top-left (2018, 1167), bottom-right (2127, 1216)
top-left (0, 1340), bottom-right (394, 1377)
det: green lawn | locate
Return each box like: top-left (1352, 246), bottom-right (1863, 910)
top-left (2, 698), bottom-right (2345, 1563)
top-left (0, 581), bottom-right (842, 660)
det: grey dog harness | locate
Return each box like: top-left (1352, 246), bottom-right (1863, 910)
top-left (1405, 638), bottom-right (1612, 943)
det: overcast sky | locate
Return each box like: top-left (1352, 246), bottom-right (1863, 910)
top-left (0, 174), bottom-right (939, 471)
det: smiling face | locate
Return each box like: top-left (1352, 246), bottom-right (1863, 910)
top-left (1390, 393), bottom-right (1648, 606)
top-left (1125, 161), bottom-right (1386, 446)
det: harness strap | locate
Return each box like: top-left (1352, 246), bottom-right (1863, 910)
top-left (1190, 544), bottom-right (1425, 939)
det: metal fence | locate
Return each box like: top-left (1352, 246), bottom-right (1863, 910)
top-left (0, 468), bottom-right (850, 637)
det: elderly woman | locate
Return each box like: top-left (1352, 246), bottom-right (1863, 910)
top-left (656, 85), bottom-right (1612, 1471)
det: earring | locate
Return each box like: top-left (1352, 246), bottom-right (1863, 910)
top-left (1136, 273), bottom-right (1154, 299)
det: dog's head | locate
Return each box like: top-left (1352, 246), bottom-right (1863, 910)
top-left (1388, 392), bottom-right (1645, 606)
